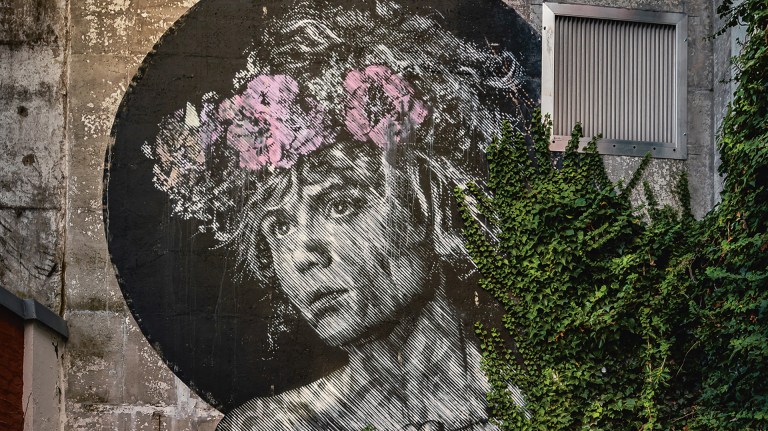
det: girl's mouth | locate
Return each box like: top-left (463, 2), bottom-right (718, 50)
top-left (308, 288), bottom-right (350, 319)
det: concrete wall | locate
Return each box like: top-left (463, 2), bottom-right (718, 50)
top-left (712, 0), bottom-right (745, 202)
top-left (23, 321), bottom-right (66, 431)
top-left (65, 1), bottom-right (223, 428)
top-left (0, 0), bottom-right (725, 429)
top-left (0, 0), bottom-right (67, 313)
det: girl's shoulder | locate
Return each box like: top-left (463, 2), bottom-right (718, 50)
top-left (215, 368), bottom-right (353, 431)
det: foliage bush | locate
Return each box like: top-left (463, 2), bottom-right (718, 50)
top-left (456, 1), bottom-right (767, 429)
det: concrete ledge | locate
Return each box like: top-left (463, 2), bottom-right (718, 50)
top-left (0, 285), bottom-right (68, 340)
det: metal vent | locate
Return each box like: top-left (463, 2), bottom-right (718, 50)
top-left (542, 3), bottom-right (688, 159)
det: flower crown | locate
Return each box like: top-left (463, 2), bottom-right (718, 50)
top-left (142, 65), bottom-right (430, 234)
top-left (209, 65), bottom-right (428, 171)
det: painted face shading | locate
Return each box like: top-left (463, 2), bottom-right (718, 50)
top-left (111, 0), bottom-right (539, 417)
top-left (259, 142), bottom-right (432, 347)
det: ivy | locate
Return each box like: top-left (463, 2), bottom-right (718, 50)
top-left (692, 0), bottom-right (768, 427)
top-left (458, 1), bottom-right (768, 428)
top-left (458, 115), bottom-right (693, 429)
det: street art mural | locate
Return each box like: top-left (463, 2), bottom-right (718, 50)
top-left (105, 0), bottom-right (539, 429)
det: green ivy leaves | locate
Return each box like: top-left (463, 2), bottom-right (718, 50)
top-left (457, 0), bottom-right (768, 426)
top-left (458, 113), bottom-right (691, 430)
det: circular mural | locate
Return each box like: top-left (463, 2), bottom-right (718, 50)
top-left (105, 0), bottom-right (539, 428)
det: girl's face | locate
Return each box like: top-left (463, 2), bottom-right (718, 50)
top-left (258, 143), bottom-right (433, 347)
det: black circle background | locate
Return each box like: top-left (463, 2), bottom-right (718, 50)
top-left (105, 0), bottom-right (539, 413)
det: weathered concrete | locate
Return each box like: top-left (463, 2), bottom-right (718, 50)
top-left (23, 322), bottom-right (66, 431)
top-left (0, 2), bottom-right (68, 426)
top-left (64, 0), bottom-right (223, 428)
top-left (0, 0), bottom-right (66, 45)
top-left (685, 5), bottom-right (718, 218)
top-left (0, 209), bottom-right (63, 309)
top-left (1, 0), bottom-right (727, 428)
top-left (712, 1), bottom-right (745, 202)
top-left (0, 0), bottom-right (67, 311)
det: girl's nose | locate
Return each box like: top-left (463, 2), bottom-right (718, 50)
top-left (292, 237), bottom-right (332, 273)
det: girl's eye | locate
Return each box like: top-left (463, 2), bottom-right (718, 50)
top-left (274, 221), bottom-right (292, 237)
top-left (328, 199), bottom-right (355, 218)
top-left (265, 218), bottom-right (293, 239)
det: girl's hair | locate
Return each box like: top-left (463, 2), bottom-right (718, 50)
top-left (142, 0), bottom-right (535, 281)
top-left (239, 0), bottom-right (532, 137)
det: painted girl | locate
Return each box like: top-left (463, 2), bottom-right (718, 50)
top-left (135, 1), bottom-right (538, 429)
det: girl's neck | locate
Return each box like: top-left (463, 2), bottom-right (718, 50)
top-left (345, 293), bottom-right (465, 377)
top-left (341, 292), bottom-right (490, 426)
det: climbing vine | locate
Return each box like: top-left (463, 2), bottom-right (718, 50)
top-left (457, 115), bottom-right (696, 430)
top-left (691, 0), bottom-right (768, 426)
top-left (457, 0), bottom-right (767, 428)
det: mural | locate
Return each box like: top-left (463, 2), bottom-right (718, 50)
top-left (105, 0), bottom-right (539, 429)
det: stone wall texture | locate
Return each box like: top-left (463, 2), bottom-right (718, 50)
top-left (0, 0), bottom-right (727, 429)
top-left (0, 0), bottom-right (67, 312)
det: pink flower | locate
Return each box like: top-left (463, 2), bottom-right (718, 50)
top-left (343, 65), bottom-right (429, 148)
top-left (217, 75), bottom-right (330, 170)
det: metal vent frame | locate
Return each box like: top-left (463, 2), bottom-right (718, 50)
top-left (542, 3), bottom-right (688, 159)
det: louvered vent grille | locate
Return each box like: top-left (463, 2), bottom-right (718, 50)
top-left (554, 16), bottom-right (677, 143)
top-left (542, 3), bottom-right (687, 159)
